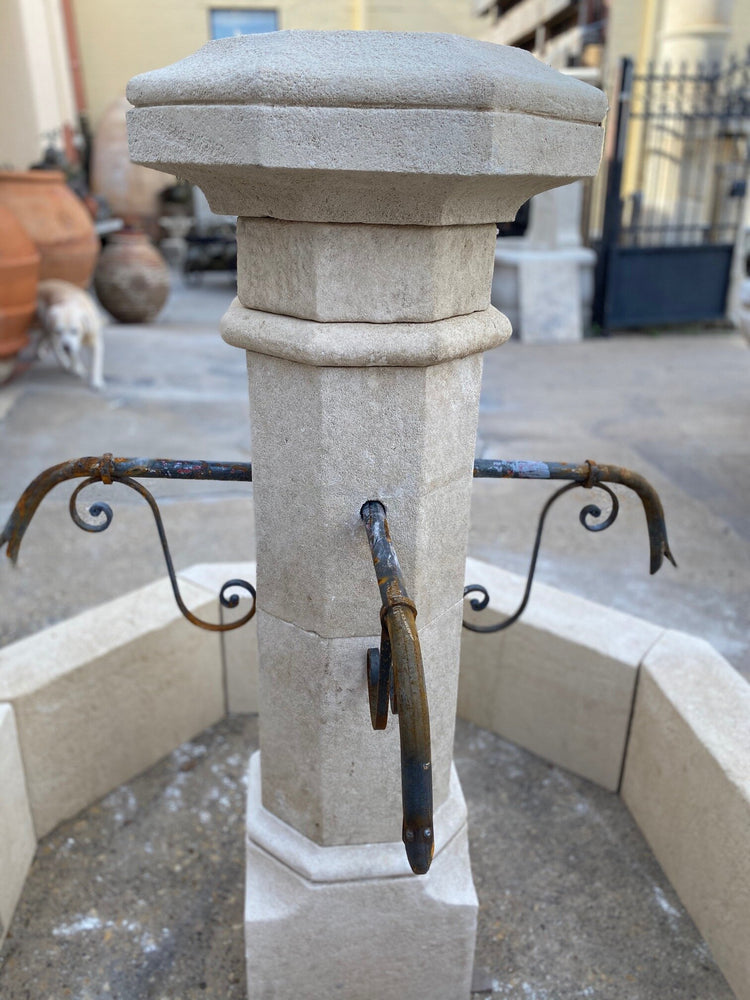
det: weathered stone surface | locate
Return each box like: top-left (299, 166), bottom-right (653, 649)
top-left (127, 32), bottom-right (607, 225)
top-left (0, 704), bottom-right (35, 946)
top-left (0, 578), bottom-right (223, 837)
top-left (246, 779), bottom-right (477, 1000)
top-left (246, 752), bottom-right (468, 882)
top-left (245, 353), bottom-right (482, 636)
top-left (237, 219), bottom-right (496, 322)
top-left (222, 299), bottom-right (510, 367)
top-left (127, 31), bottom-right (608, 120)
top-left (621, 630), bottom-right (750, 1000)
top-left (256, 601), bottom-right (463, 846)
top-left (459, 558), bottom-right (664, 790)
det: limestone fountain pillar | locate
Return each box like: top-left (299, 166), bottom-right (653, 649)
top-left (126, 31), bottom-right (607, 1000)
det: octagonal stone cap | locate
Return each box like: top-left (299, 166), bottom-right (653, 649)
top-left (127, 30), bottom-right (608, 225)
top-left (127, 30), bottom-right (606, 123)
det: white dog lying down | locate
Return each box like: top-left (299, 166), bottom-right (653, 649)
top-left (36, 279), bottom-right (104, 389)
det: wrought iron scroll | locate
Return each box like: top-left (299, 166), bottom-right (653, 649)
top-left (1, 454), bottom-right (255, 632)
top-left (464, 459), bottom-right (676, 633)
top-left (361, 500), bottom-right (433, 876)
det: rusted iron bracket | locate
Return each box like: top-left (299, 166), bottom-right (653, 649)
top-left (464, 458), bottom-right (677, 633)
top-left (1, 454), bottom-right (255, 632)
top-left (361, 500), bottom-right (433, 876)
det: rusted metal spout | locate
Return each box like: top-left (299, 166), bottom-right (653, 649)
top-left (360, 500), bottom-right (433, 876)
top-left (473, 458), bottom-right (676, 574)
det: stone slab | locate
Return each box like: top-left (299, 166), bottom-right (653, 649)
top-left (128, 106), bottom-right (606, 225)
top-left (127, 33), bottom-right (605, 226)
top-left (458, 558), bottom-right (664, 790)
top-left (0, 578), bottom-right (224, 837)
top-left (621, 629), bottom-right (750, 1000)
top-left (236, 218), bottom-right (496, 323)
top-left (126, 31), bottom-right (608, 122)
top-left (222, 299), bottom-right (510, 367)
top-left (255, 601), bottom-right (464, 846)
top-left (179, 562), bottom-right (259, 714)
top-left (0, 704), bottom-right (36, 946)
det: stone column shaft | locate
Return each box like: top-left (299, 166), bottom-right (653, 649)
top-left (127, 30), bottom-right (607, 1000)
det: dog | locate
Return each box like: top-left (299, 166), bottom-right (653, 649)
top-left (35, 279), bottom-right (105, 389)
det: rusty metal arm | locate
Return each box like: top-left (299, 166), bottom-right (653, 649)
top-left (465, 458), bottom-right (677, 633)
top-left (360, 500), bottom-right (433, 876)
top-left (1, 454), bottom-right (255, 632)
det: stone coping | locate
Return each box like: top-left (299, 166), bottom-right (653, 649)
top-left (0, 558), bottom-right (747, 998)
top-left (126, 31), bottom-right (607, 123)
top-left (221, 299), bottom-right (511, 366)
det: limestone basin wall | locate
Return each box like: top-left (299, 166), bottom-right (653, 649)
top-left (0, 556), bottom-right (747, 999)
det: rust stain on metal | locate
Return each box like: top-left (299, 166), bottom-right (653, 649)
top-left (361, 500), bottom-right (434, 876)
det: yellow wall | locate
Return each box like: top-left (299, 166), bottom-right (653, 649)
top-left (0, 0), bottom-right (77, 169)
top-left (73, 0), bottom-right (480, 128)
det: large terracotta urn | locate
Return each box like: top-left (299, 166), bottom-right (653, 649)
top-left (94, 231), bottom-right (170, 323)
top-left (0, 171), bottom-right (99, 288)
top-left (0, 205), bottom-right (41, 359)
top-left (91, 97), bottom-right (175, 235)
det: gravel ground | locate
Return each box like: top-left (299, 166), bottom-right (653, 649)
top-left (0, 716), bottom-right (733, 1000)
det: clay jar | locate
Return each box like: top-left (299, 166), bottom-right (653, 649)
top-left (0, 170), bottom-right (99, 288)
top-left (94, 231), bottom-right (170, 323)
top-left (0, 205), bottom-right (41, 359)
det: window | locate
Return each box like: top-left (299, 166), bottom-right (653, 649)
top-left (210, 9), bottom-right (278, 38)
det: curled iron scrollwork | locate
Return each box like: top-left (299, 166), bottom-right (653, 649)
top-left (464, 478), bottom-right (638, 633)
top-left (2, 454), bottom-right (256, 633)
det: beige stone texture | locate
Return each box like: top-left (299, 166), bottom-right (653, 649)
top-left (179, 562), bottom-right (260, 714)
top-left (459, 558), bottom-right (664, 790)
top-left (256, 601), bottom-right (463, 846)
top-left (127, 33), bottom-right (607, 225)
top-left (127, 32), bottom-right (607, 120)
top-left (128, 105), bottom-right (605, 226)
top-left (621, 630), bottom-right (750, 1000)
top-left (245, 756), bottom-right (477, 1000)
top-left (237, 218), bottom-right (496, 323)
top-left (246, 353), bottom-right (483, 637)
top-left (222, 299), bottom-right (510, 367)
top-left (246, 752), bottom-right (469, 882)
top-left (0, 704), bottom-right (36, 945)
top-left (0, 578), bottom-right (223, 837)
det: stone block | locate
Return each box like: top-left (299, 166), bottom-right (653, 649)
top-left (621, 630), bottom-right (750, 1000)
top-left (127, 32), bottom-right (607, 225)
top-left (179, 562), bottom-right (259, 714)
top-left (256, 601), bottom-right (464, 846)
top-left (245, 352), bottom-right (483, 637)
top-left (458, 558), bottom-right (664, 790)
top-left (0, 704), bottom-right (36, 945)
top-left (245, 751), bottom-right (477, 1000)
top-left (236, 218), bottom-right (496, 323)
top-left (0, 578), bottom-right (224, 837)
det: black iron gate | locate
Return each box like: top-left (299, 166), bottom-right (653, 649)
top-left (594, 53), bottom-right (749, 331)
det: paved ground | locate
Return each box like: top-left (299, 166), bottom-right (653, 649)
top-left (0, 276), bottom-right (747, 997)
top-left (1, 276), bottom-right (748, 679)
top-left (0, 716), bottom-right (734, 1000)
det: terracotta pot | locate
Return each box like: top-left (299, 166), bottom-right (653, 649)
top-left (94, 232), bottom-right (170, 323)
top-left (0, 171), bottom-right (99, 288)
top-left (0, 205), bottom-right (41, 358)
top-left (91, 97), bottom-right (175, 235)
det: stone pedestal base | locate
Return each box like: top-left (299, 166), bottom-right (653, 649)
top-left (244, 752), bottom-right (478, 1000)
top-left (492, 245), bottom-right (595, 342)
